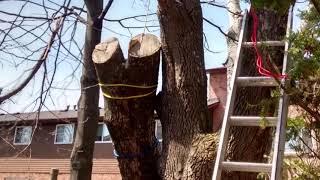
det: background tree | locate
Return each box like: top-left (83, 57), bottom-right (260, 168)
top-left (70, 0), bottom-right (108, 179)
top-left (284, 5), bottom-right (320, 179)
top-left (225, 0), bottom-right (242, 89)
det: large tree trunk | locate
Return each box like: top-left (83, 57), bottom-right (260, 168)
top-left (70, 1), bottom-right (102, 179)
top-left (224, 6), bottom-right (290, 180)
top-left (157, 0), bottom-right (217, 179)
top-left (92, 34), bottom-right (161, 180)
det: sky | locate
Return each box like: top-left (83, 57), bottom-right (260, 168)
top-left (0, 0), bottom-right (308, 113)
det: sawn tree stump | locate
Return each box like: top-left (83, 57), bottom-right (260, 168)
top-left (92, 33), bottom-right (161, 180)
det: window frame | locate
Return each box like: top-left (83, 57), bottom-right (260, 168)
top-left (54, 123), bottom-right (74, 145)
top-left (284, 128), bottom-right (315, 156)
top-left (95, 122), bottom-right (112, 144)
top-left (155, 119), bottom-right (162, 142)
top-left (13, 126), bottom-right (32, 145)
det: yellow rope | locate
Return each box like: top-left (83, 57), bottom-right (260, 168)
top-left (98, 82), bottom-right (157, 99)
top-left (98, 83), bottom-right (157, 89)
top-left (101, 89), bottom-right (156, 100)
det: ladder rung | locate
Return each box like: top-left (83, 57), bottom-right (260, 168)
top-left (242, 41), bottom-right (285, 47)
top-left (236, 77), bottom-right (278, 87)
top-left (221, 161), bottom-right (272, 173)
top-left (230, 116), bottom-right (277, 127)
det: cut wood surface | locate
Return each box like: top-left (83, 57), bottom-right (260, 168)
top-left (93, 33), bottom-right (161, 180)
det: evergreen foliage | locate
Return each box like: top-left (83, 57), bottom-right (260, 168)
top-left (285, 5), bottom-right (320, 179)
top-left (245, 0), bottom-right (294, 13)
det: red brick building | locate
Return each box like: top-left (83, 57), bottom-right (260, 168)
top-left (206, 67), bottom-right (227, 132)
top-left (0, 110), bottom-right (122, 180)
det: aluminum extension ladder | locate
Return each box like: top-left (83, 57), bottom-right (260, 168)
top-left (212, 7), bottom-right (293, 180)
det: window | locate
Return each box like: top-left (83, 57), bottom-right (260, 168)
top-left (14, 126), bottom-right (32, 145)
top-left (155, 120), bottom-right (162, 141)
top-left (285, 128), bottom-right (314, 156)
top-left (95, 123), bottom-right (111, 143)
top-left (54, 124), bottom-right (74, 144)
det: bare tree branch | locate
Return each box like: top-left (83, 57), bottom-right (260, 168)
top-left (0, 10), bottom-right (71, 21)
top-left (0, 18), bottom-right (63, 104)
top-left (203, 17), bottom-right (238, 42)
top-left (98, 0), bottom-right (114, 20)
top-left (201, 1), bottom-right (242, 16)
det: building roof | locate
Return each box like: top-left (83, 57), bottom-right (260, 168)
top-left (206, 67), bottom-right (227, 74)
top-left (0, 109), bottom-right (104, 122)
top-left (0, 98), bottom-right (220, 123)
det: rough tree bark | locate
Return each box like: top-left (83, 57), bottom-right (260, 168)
top-left (70, 1), bottom-right (103, 179)
top-left (311, 0), bottom-right (320, 14)
top-left (224, 4), bottom-right (291, 180)
top-left (157, 0), bottom-right (217, 179)
top-left (92, 34), bottom-right (161, 180)
top-left (224, 0), bottom-right (242, 90)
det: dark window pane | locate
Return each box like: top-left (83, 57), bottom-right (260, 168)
top-left (102, 124), bottom-right (111, 142)
top-left (96, 124), bottom-right (103, 142)
top-left (156, 120), bottom-right (162, 141)
top-left (103, 135), bottom-right (111, 141)
top-left (55, 124), bottom-right (74, 143)
top-left (14, 127), bottom-right (32, 144)
top-left (96, 123), bottom-right (111, 142)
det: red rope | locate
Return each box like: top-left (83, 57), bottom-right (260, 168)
top-left (250, 7), bottom-right (287, 79)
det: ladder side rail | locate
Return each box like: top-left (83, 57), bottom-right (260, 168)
top-left (271, 94), bottom-right (289, 179)
top-left (270, 6), bottom-right (293, 180)
top-left (212, 10), bottom-right (249, 180)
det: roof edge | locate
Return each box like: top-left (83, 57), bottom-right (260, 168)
top-left (206, 67), bottom-right (227, 74)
